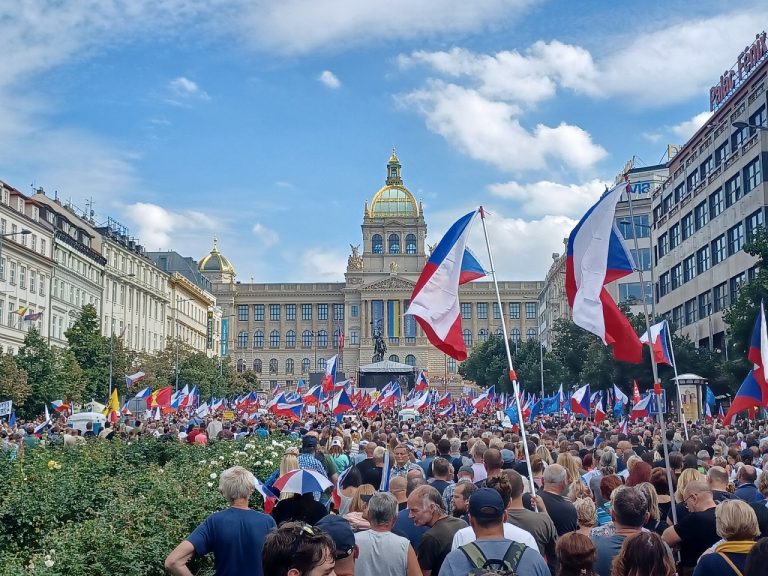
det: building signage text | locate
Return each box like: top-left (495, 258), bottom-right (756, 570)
top-left (710, 32), bottom-right (767, 111)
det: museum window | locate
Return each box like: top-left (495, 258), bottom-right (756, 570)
top-left (389, 354), bottom-right (400, 362)
top-left (286, 304), bottom-right (296, 320)
top-left (447, 358), bottom-right (457, 373)
top-left (333, 303), bottom-right (344, 320)
top-left (318, 330), bottom-right (328, 348)
top-left (493, 302), bottom-right (502, 319)
top-left (351, 305), bottom-right (359, 318)
top-left (333, 328), bottom-right (342, 348)
top-left (254, 359), bottom-right (262, 373)
top-left (477, 302), bottom-right (488, 319)
top-left (270, 330), bottom-right (280, 348)
top-left (405, 354), bottom-right (416, 366)
top-left (286, 330), bottom-right (296, 348)
top-left (238, 305), bottom-right (248, 322)
top-left (405, 234), bottom-right (417, 254)
top-left (237, 359), bottom-right (245, 373)
top-left (253, 304), bottom-right (264, 321)
top-left (302, 330), bottom-right (312, 347)
top-left (301, 304), bottom-right (312, 321)
top-left (286, 358), bottom-right (294, 374)
top-left (525, 303), bottom-right (537, 319)
top-left (509, 303), bottom-right (520, 319)
top-left (495, 327), bottom-right (504, 337)
top-left (388, 233), bottom-right (400, 254)
top-left (510, 328), bottom-right (520, 342)
top-left (269, 359), bottom-right (278, 374)
top-left (318, 358), bottom-right (326, 371)
top-left (527, 328), bottom-right (537, 340)
top-left (372, 234), bottom-right (383, 254)
top-left (254, 330), bottom-right (264, 348)
top-left (461, 303), bottom-right (472, 319)
top-left (302, 358), bottom-right (311, 373)
top-left (270, 304), bottom-right (280, 321)
top-left (318, 303), bottom-right (328, 320)
top-left (237, 330), bottom-right (248, 348)
top-left (478, 328), bottom-right (488, 343)
top-left (463, 329), bottom-right (472, 347)
top-left (350, 330), bottom-right (359, 345)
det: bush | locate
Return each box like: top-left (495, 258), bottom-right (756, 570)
top-left (0, 435), bottom-right (297, 576)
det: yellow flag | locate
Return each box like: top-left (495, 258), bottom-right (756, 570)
top-left (103, 388), bottom-right (119, 420)
top-left (14, 305), bottom-right (28, 316)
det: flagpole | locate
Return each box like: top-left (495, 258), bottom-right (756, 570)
top-left (624, 175), bottom-right (677, 525)
top-left (664, 319), bottom-right (688, 440)
top-left (479, 207), bottom-right (536, 496)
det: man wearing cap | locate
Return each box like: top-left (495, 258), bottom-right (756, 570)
top-left (438, 488), bottom-right (549, 576)
top-left (315, 515), bottom-right (357, 576)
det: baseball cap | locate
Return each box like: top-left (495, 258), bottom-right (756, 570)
top-left (331, 438), bottom-right (342, 448)
top-left (315, 515), bottom-right (355, 558)
top-left (740, 448), bottom-right (754, 460)
top-left (500, 449), bottom-right (515, 464)
top-left (469, 488), bottom-right (505, 520)
top-left (697, 450), bottom-right (710, 460)
top-left (359, 440), bottom-right (369, 447)
top-left (302, 435), bottom-right (318, 449)
top-left (458, 465), bottom-right (474, 477)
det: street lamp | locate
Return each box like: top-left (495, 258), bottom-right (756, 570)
top-left (732, 121), bottom-right (768, 132)
top-left (0, 229), bottom-right (32, 278)
top-left (108, 271), bottom-right (135, 397)
top-left (618, 219), bottom-right (656, 319)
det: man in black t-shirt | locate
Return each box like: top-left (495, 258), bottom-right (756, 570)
top-left (662, 480), bottom-right (719, 572)
top-left (429, 457), bottom-right (454, 496)
top-left (538, 464), bottom-right (578, 536)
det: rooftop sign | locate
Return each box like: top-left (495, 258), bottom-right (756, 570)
top-left (710, 32), bottom-right (767, 111)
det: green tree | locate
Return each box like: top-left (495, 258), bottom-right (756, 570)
top-left (65, 304), bottom-right (109, 400)
top-left (0, 349), bottom-right (30, 410)
top-left (15, 327), bottom-right (57, 415)
top-left (52, 347), bottom-right (88, 404)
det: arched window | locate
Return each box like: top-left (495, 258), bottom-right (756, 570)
top-left (270, 330), bottom-right (280, 348)
top-left (389, 354), bottom-right (400, 362)
top-left (237, 331), bottom-right (248, 348)
top-left (254, 359), bottom-right (262, 373)
top-left (388, 233), bottom-right (400, 254)
top-left (333, 329), bottom-right (341, 348)
top-left (286, 358), bottom-right (294, 374)
top-left (510, 328), bottom-right (520, 342)
top-left (495, 327), bottom-right (504, 337)
top-left (405, 234), bottom-right (417, 254)
top-left (405, 354), bottom-right (416, 366)
top-left (527, 328), bottom-right (537, 340)
top-left (254, 330), bottom-right (264, 348)
top-left (302, 358), bottom-right (311, 373)
top-left (302, 330), bottom-right (312, 347)
top-left (286, 330), bottom-right (296, 348)
top-left (372, 234), bottom-right (383, 254)
top-left (318, 330), bottom-right (328, 348)
top-left (269, 358), bottom-right (278, 373)
top-left (318, 358), bottom-right (327, 371)
top-left (447, 358), bottom-right (457, 373)
top-left (463, 329), bottom-right (472, 347)
top-left (478, 328), bottom-right (488, 343)
top-left (237, 358), bottom-right (245, 372)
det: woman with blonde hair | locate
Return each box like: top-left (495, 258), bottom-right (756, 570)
top-left (675, 468), bottom-right (705, 503)
top-left (637, 482), bottom-right (664, 534)
top-left (573, 497), bottom-right (596, 537)
top-left (277, 449), bottom-right (300, 500)
top-left (558, 452), bottom-right (581, 485)
top-left (344, 484), bottom-right (376, 531)
top-left (535, 444), bottom-right (553, 465)
top-left (693, 499), bottom-right (760, 576)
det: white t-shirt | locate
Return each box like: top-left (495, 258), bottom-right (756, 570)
top-left (451, 523), bottom-right (538, 552)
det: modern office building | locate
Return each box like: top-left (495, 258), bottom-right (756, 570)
top-left (654, 33), bottom-right (768, 349)
top-left (200, 152), bottom-right (543, 389)
top-left (0, 182), bottom-right (54, 352)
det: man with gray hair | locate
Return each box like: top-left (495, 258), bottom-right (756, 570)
top-left (590, 486), bottom-right (650, 576)
top-left (165, 466), bottom-right (276, 576)
top-left (539, 463), bottom-right (577, 536)
top-left (408, 485), bottom-right (467, 576)
top-left (355, 492), bottom-right (421, 576)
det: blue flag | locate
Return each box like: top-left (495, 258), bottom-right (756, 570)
top-left (705, 386), bottom-right (717, 407)
top-left (528, 400), bottom-right (542, 424)
top-left (8, 411), bottom-right (16, 428)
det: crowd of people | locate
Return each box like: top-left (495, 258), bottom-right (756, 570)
top-left (5, 404), bottom-right (768, 575)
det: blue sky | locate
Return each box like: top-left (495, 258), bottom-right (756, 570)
top-left (0, 1), bottom-right (763, 283)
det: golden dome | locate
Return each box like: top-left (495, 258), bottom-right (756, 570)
top-left (199, 237), bottom-right (235, 275)
top-left (370, 148), bottom-right (419, 218)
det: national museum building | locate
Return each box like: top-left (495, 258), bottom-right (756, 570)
top-left (199, 152), bottom-right (542, 389)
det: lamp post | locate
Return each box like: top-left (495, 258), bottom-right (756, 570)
top-left (108, 271), bottom-right (135, 398)
top-left (619, 219), bottom-right (656, 319)
top-left (174, 297), bottom-right (195, 392)
top-left (0, 229), bottom-right (32, 280)
top-left (732, 120), bottom-right (768, 132)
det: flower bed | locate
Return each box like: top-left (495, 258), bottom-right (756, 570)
top-left (0, 436), bottom-right (296, 576)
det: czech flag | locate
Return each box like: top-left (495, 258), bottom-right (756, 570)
top-left (406, 209), bottom-right (485, 361)
top-left (639, 320), bottom-right (674, 366)
top-left (365, 402), bottom-right (381, 418)
top-left (439, 404), bottom-right (455, 417)
top-left (631, 394), bottom-right (652, 420)
top-left (571, 384), bottom-right (591, 416)
top-left (619, 418), bottom-right (629, 435)
top-left (332, 389), bottom-right (354, 415)
top-left (51, 399), bottom-right (71, 415)
top-left (565, 182), bottom-right (643, 363)
top-left (594, 397), bottom-right (606, 425)
top-left (302, 385), bottom-right (323, 406)
top-left (133, 386), bottom-right (152, 401)
top-left (748, 303), bottom-right (768, 406)
top-left (632, 380), bottom-right (641, 404)
top-left (322, 355), bottom-right (338, 394)
top-left (254, 476), bottom-right (279, 514)
top-left (125, 371), bottom-right (146, 387)
top-left (272, 401), bottom-right (303, 420)
top-left (437, 392), bottom-right (452, 407)
top-left (415, 371), bottom-right (429, 392)
top-left (724, 370), bottom-right (764, 424)
top-left (704, 402), bottom-right (713, 424)
top-left (412, 391), bottom-right (431, 413)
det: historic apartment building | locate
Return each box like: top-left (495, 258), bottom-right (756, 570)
top-left (654, 35), bottom-right (768, 350)
top-left (200, 152), bottom-right (543, 389)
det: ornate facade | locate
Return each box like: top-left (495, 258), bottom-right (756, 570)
top-left (201, 152), bottom-right (543, 389)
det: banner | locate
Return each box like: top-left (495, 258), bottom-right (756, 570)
top-left (0, 400), bottom-right (11, 417)
top-left (221, 318), bottom-right (229, 357)
top-left (206, 310), bottom-right (214, 350)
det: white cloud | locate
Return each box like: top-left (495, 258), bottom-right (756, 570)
top-left (318, 70), bottom-right (341, 89)
top-left (670, 111), bottom-right (713, 140)
top-left (123, 202), bottom-right (218, 251)
top-left (488, 178), bottom-right (607, 217)
top-left (293, 248), bottom-right (347, 282)
top-left (240, 0), bottom-right (537, 55)
top-left (398, 81), bottom-right (606, 172)
top-left (252, 222), bottom-right (279, 246)
top-left (167, 76), bottom-right (210, 101)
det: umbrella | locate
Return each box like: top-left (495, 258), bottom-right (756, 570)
top-left (272, 469), bottom-right (333, 494)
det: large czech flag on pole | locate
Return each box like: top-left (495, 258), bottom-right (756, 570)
top-left (571, 384), bottom-right (591, 416)
top-left (565, 184), bottom-right (643, 363)
top-left (639, 320), bottom-right (674, 366)
top-left (724, 370), bottom-right (764, 423)
top-left (748, 302), bottom-right (768, 406)
top-left (406, 209), bottom-right (485, 361)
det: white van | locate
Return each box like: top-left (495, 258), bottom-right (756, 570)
top-left (398, 408), bottom-right (420, 422)
top-left (67, 412), bottom-right (107, 435)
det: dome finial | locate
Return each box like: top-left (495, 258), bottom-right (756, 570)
top-left (388, 146), bottom-right (399, 164)
top-left (212, 235), bottom-right (219, 251)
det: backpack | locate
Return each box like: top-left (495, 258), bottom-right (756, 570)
top-left (459, 541), bottom-right (526, 576)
